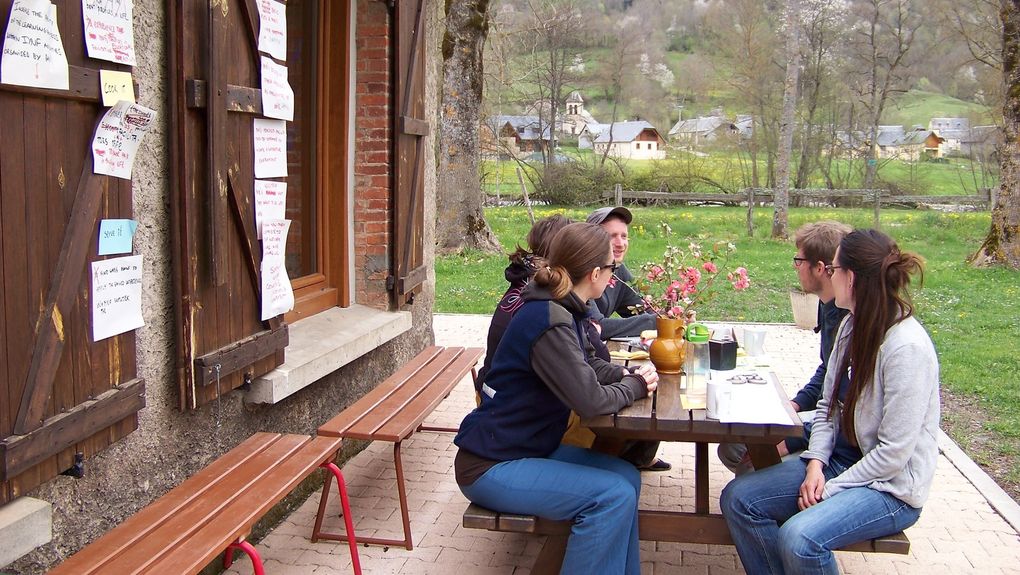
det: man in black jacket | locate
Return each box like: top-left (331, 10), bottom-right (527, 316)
top-left (585, 206), bottom-right (656, 340)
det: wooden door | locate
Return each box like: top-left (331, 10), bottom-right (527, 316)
top-left (168, 0), bottom-right (292, 409)
top-left (0, 0), bottom-right (144, 504)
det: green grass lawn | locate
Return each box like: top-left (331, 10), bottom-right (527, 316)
top-left (436, 205), bottom-right (1020, 483)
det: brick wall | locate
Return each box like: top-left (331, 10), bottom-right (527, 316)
top-left (353, 0), bottom-right (393, 310)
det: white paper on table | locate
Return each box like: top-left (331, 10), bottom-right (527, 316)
top-left (1, 0), bottom-right (69, 90)
top-left (92, 101), bottom-right (157, 179)
top-left (82, 0), bottom-right (137, 65)
top-left (260, 56), bottom-right (294, 121)
top-left (256, 0), bottom-right (287, 61)
top-left (253, 118), bottom-right (288, 178)
top-left (717, 372), bottom-right (795, 425)
top-left (260, 258), bottom-right (293, 320)
top-left (92, 255), bottom-right (144, 341)
top-left (253, 180), bottom-right (287, 239)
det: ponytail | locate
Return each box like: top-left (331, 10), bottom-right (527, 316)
top-left (534, 264), bottom-right (573, 299)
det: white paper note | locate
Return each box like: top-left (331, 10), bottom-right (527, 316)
top-left (260, 56), bottom-right (294, 121)
top-left (253, 118), bottom-right (288, 178)
top-left (254, 180), bottom-right (287, 239)
top-left (82, 0), bottom-right (137, 65)
top-left (92, 101), bottom-right (157, 179)
top-left (1, 0), bottom-right (69, 90)
top-left (716, 372), bottom-right (796, 425)
top-left (256, 0), bottom-right (287, 61)
top-left (92, 255), bottom-right (144, 341)
top-left (260, 218), bottom-right (293, 320)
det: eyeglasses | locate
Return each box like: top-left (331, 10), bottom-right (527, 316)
top-left (792, 256), bottom-right (811, 267)
top-left (823, 264), bottom-right (844, 277)
top-left (601, 262), bottom-right (620, 274)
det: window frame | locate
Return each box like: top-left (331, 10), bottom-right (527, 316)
top-left (285, 0), bottom-right (351, 322)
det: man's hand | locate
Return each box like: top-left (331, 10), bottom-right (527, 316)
top-left (798, 459), bottom-right (826, 510)
top-left (790, 400), bottom-right (801, 411)
top-left (633, 363), bottom-right (659, 393)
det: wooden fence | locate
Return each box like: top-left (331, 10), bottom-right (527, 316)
top-left (603, 185), bottom-right (996, 232)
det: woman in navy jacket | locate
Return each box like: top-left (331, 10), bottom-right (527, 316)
top-left (454, 222), bottom-right (658, 575)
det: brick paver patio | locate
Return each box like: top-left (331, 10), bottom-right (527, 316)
top-left (224, 314), bottom-right (1020, 574)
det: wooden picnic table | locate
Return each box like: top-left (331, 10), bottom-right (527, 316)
top-left (581, 371), bottom-right (803, 545)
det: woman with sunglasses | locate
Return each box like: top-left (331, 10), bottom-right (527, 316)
top-left (721, 229), bottom-right (939, 574)
top-left (455, 222), bottom-right (658, 575)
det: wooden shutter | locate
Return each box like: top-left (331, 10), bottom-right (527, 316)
top-left (392, 0), bottom-right (428, 304)
top-left (0, 1), bottom-right (144, 504)
top-left (168, 0), bottom-right (288, 409)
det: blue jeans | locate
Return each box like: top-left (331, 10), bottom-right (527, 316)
top-left (460, 444), bottom-right (641, 575)
top-left (720, 457), bottom-right (922, 574)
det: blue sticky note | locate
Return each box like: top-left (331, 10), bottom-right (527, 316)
top-left (97, 219), bottom-right (138, 255)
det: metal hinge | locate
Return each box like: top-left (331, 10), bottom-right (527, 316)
top-left (386, 275), bottom-right (395, 291)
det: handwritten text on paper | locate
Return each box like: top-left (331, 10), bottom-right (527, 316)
top-left (1, 0), bottom-right (70, 90)
top-left (260, 56), bottom-right (294, 121)
top-left (92, 101), bottom-right (157, 179)
top-left (256, 0), bottom-right (287, 61)
top-left (253, 118), bottom-right (288, 178)
top-left (254, 180), bottom-right (287, 239)
top-left (83, 0), bottom-right (137, 65)
top-left (92, 254), bottom-right (145, 341)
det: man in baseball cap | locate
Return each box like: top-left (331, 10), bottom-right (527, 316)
top-left (585, 206), bottom-right (655, 340)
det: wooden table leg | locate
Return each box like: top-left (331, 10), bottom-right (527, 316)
top-left (531, 533), bottom-right (568, 575)
top-left (695, 442), bottom-right (709, 514)
top-left (746, 443), bottom-right (782, 471)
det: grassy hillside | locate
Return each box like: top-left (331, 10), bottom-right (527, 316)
top-left (885, 90), bottom-right (996, 128)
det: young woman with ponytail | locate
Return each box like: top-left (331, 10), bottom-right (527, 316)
top-left (454, 222), bottom-right (659, 575)
top-left (721, 229), bottom-right (940, 574)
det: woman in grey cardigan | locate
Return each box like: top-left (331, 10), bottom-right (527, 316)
top-left (721, 229), bottom-right (939, 574)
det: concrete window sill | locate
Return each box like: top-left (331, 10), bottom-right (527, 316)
top-left (245, 304), bottom-right (412, 404)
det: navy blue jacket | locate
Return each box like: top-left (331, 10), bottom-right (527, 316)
top-left (455, 285), bottom-right (647, 461)
top-left (791, 298), bottom-right (850, 411)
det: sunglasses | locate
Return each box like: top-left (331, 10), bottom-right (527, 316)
top-left (824, 264), bottom-right (844, 277)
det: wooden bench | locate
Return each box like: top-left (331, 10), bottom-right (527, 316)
top-left (49, 433), bottom-right (361, 575)
top-left (463, 504), bottom-right (910, 574)
top-left (312, 345), bottom-right (484, 550)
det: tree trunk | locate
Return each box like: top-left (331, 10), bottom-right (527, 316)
top-left (436, 0), bottom-right (501, 254)
top-left (773, 0), bottom-right (801, 240)
top-left (972, 0), bottom-right (1020, 268)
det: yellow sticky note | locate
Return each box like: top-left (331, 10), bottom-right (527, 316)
top-left (100, 70), bottom-right (135, 106)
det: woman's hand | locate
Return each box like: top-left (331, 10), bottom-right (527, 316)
top-left (798, 459), bottom-right (826, 510)
top-left (633, 363), bottom-right (658, 393)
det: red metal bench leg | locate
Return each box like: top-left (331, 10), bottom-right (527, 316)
top-left (393, 441), bottom-right (413, 550)
top-left (321, 461), bottom-right (363, 575)
top-left (309, 442), bottom-right (414, 551)
top-left (222, 539), bottom-right (265, 575)
top-left (311, 463), bottom-right (335, 543)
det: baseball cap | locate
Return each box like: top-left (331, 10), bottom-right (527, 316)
top-left (586, 206), bottom-right (632, 225)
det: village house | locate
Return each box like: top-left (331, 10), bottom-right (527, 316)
top-left (0, 0), bottom-right (442, 571)
top-left (929, 117), bottom-right (970, 155)
top-left (593, 121), bottom-right (667, 160)
top-left (667, 109), bottom-right (748, 148)
top-left (480, 114), bottom-right (554, 159)
top-left (875, 126), bottom-right (943, 160)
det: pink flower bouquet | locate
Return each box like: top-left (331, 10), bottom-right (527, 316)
top-left (631, 224), bottom-right (751, 321)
